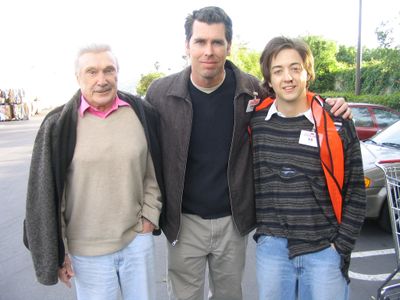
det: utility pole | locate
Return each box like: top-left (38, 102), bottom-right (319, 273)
top-left (355, 0), bottom-right (362, 95)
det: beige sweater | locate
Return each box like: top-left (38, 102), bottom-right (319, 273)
top-left (62, 107), bottom-right (161, 256)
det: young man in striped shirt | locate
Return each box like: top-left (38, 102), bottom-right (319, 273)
top-left (251, 37), bottom-right (366, 300)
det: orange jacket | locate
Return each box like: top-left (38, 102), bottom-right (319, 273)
top-left (255, 92), bottom-right (344, 223)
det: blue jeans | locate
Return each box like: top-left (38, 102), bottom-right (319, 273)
top-left (70, 233), bottom-right (155, 300)
top-left (256, 235), bottom-right (348, 300)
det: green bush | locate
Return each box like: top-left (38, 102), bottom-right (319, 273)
top-left (320, 91), bottom-right (400, 110)
top-left (314, 64), bottom-right (400, 96)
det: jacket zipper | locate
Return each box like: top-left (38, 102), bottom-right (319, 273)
top-left (172, 98), bottom-right (193, 246)
top-left (227, 91), bottom-right (254, 232)
top-left (227, 93), bottom-right (239, 231)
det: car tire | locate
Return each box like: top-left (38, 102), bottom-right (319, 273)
top-left (378, 200), bottom-right (392, 233)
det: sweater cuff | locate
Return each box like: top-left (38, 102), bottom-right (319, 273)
top-left (142, 206), bottom-right (160, 230)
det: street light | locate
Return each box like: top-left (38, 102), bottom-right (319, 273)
top-left (355, 0), bottom-right (362, 95)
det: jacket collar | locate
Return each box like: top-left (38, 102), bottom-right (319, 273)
top-left (165, 60), bottom-right (257, 100)
top-left (228, 60), bottom-right (258, 98)
top-left (56, 90), bottom-right (140, 128)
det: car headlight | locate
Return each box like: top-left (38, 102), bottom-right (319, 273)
top-left (364, 176), bottom-right (371, 188)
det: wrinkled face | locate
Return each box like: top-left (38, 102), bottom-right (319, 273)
top-left (76, 51), bottom-right (118, 111)
top-left (186, 20), bottom-right (231, 88)
top-left (269, 48), bottom-right (308, 104)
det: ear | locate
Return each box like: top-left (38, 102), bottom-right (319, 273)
top-left (185, 40), bottom-right (190, 57)
top-left (227, 42), bottom-right (232, 56)
top-left (268, 82), bottom-right (272, 88)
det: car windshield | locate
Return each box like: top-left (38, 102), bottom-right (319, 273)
top-left (369, 120), bottom-right (400, 148)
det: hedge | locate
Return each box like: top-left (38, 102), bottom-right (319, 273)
top-left (320, 91), bottom-right (400, 111)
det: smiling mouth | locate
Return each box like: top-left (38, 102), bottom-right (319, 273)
top-left (201, 61), bottom-right (217, 65)
top-left (283, 86), bottom-right (296, 91)
top-left (95, 89), bottom-right (111, 94)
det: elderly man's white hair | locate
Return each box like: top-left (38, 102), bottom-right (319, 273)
top-left (74, 44), bottom-right (119, 75)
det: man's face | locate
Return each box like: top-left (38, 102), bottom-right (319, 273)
top-left (76, 51), bottom-right (118, 111)
top-left (269, 48), bottom-right (308, 104)
top-left (186, 20), bottom-right (231, 88)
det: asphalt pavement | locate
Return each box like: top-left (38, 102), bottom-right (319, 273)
top-left (0, 115), bottom-right (257, 300)
top-left (1, 114), bottom-right (399, 300)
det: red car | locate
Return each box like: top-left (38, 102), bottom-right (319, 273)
top-left (349, 103), bottom-right (400, 140)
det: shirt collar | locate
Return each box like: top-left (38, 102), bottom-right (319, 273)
top-left (190, 70), bottom-right (226, 94)
top-left (79, 95), bottom-right (129, 119)
top-left (264, 99), bottom-right (323, 125)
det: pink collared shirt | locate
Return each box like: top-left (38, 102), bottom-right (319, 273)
top-left (79, 95), bottom-right (129, 119)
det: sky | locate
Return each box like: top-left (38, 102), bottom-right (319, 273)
top-left (1, 0), bottom-right (399, 107)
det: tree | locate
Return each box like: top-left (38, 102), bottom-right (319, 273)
top-left (375, 21), bottom-right (394, 48)
top-left (302, 36), bottom-right (339, 74)
top-left (229, 43), bottom-right (262, 80)
top-left (371, 18), bottom-right (400, 93)
top-left (336, 45), bottom-right (356, 66)
top-left (302, 36), bottom-right (339, 91)
top-left (136, 72), bottom-right (165, 96)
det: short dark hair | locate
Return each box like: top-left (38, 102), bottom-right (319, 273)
top-left (184, 6), bottom-right (233, 43)
top-left (260, 36), bottom-right (315, 97)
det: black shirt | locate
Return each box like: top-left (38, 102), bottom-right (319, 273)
top-left (182, 68), bottom-right (236, 219)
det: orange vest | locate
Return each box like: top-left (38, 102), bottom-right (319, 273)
top-left (255, 92), bottom-right (344, 223)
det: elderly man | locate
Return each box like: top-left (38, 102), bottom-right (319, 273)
top-left (24, 44), bottom-right (163, 300)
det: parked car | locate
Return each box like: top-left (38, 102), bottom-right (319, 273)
top-left (349, 103), bottom-right (400, 140)
top-left (362, 120), bottom-right (400, 231)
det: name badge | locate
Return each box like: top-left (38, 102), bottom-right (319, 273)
top-left (246, 98), bottom-right (260, 112)
top-left (299, 130), bottom-right (318, 147)
top-left (246, 92), bottom-right (260, 112)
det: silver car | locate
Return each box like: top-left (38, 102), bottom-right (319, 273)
top-left (361, 120), bottom-right (400, 231)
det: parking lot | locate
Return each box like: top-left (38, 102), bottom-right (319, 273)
top-left (1, 116), bottom-right (400, 300)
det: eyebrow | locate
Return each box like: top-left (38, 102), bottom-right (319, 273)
top-left (84, 65), bottom-right (116, 71)
top-left (104, 66), bottom-right (116, 71)
top-left (192, 37), bottom-right (225, 43)
top-left (84, 66), bottom-right (97, 72)
top-left (271, 62), bottom-right (302, 69)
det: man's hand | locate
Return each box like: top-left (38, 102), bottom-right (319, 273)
top-left (141, 217), bottom-right (155, 233)
top-left (326, 97), bottom-right (352, 120)
top-left (58, 254), bottom-right (74, 288)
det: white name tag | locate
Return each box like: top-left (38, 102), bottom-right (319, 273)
top-left (299, 130), bottom-right (318, 147)
top-left (246, 98), bottom-right (260, 112)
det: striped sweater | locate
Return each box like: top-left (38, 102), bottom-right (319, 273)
top-left (250, 103), bottom-right (366, 280)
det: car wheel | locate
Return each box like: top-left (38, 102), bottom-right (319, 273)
top-left (378, 200), bottom-right (392, 233)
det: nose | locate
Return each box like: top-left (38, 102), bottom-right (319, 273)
top-left (96, 72), bottom-right (108, 85)
top-left (204, 42), bottom-right (214, 57)
top-left (283, 69), bottom-right (293, 81)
